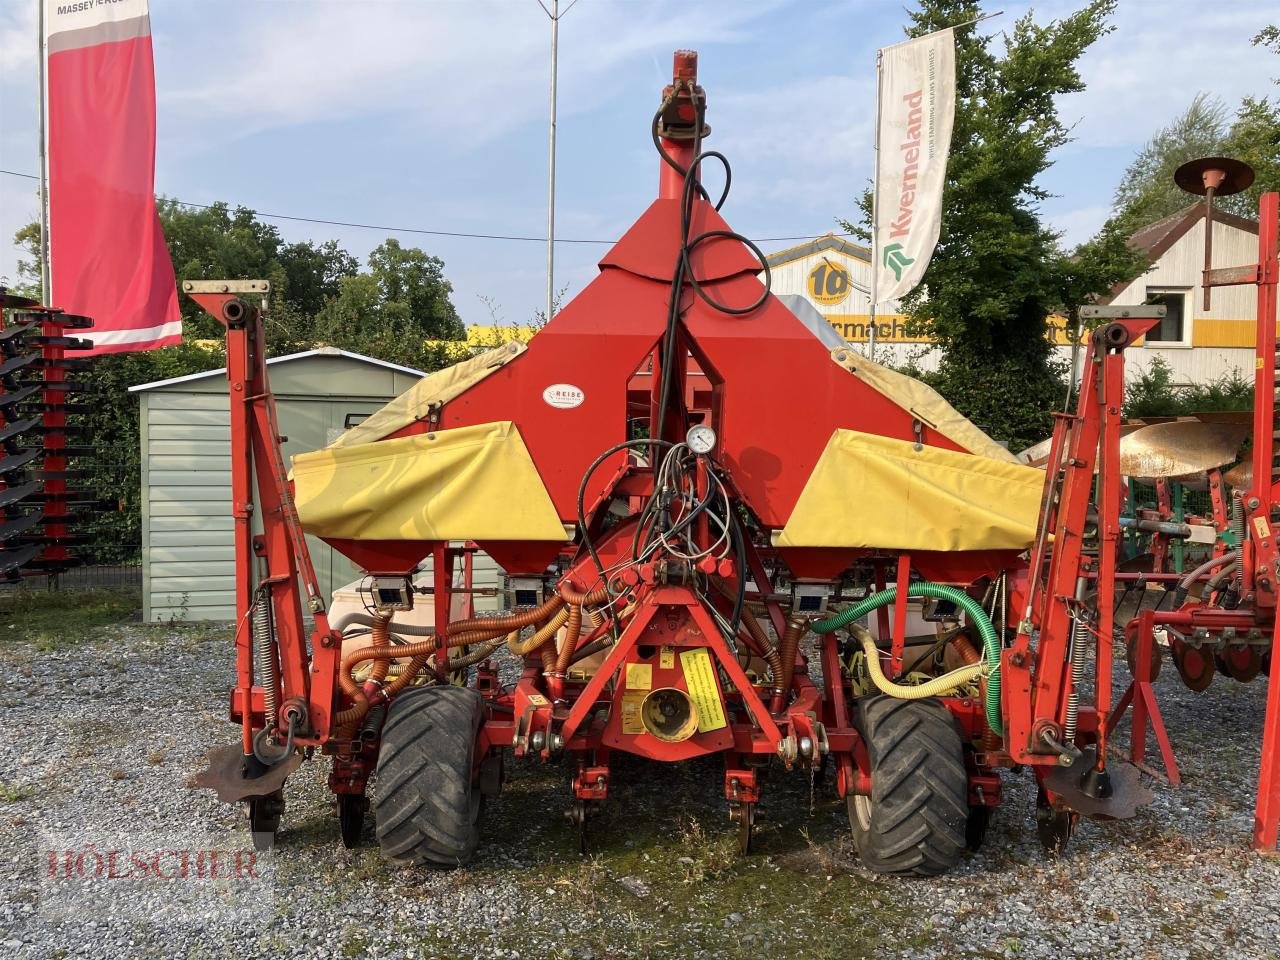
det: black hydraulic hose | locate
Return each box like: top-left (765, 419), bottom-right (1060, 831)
top-left (577, 437), bottom-right (676, 591)
top-left (1207, 557), bottom-right (1241, 594)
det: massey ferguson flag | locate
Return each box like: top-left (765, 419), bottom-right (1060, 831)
top-left (44, 0), bottom-right (180, 354)
top-left (872, 29), bottom-right (955, 304)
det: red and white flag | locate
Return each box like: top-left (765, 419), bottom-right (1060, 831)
top-left (44, 0), bottom-right (180, 354)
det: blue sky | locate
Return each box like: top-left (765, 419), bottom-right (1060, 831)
top-left (0, 0), bottom-right (1274, 328)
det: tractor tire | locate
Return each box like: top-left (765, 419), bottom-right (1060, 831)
top-left (847, 696), bottom-right (967, 877)
top-left (373, 685), bottom-right (483, 868)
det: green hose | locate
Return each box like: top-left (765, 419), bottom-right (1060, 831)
top-left (812, 582), bottom-right (1004, 735)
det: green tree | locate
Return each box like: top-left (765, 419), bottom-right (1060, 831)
top-left (1112, 90), bottom-right (1279, 227)
top-left (1257, 24), bottom-right (1279, 81)
top-left (1220, 96), bottom-right (1280, 216)
top-left (8, 222), bottom-right (42, 299)
top-left (1112, 94), bottom-right (1232, 228)
top-left (9, 205), bottom-right (467, 561)
top-left (314, 238), bottom-right (464, 369)
top-left (842, 0), bottom-right (1142, 449)
top-left (159, 199), bottom-right (360, 347)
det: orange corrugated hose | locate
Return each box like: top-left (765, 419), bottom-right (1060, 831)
top-left (558, 583), bottom-right (608, 607)
top-left (951, 632), bottom-right (1001, 751)
top-left (445, 594), bottom-right (565, 636)
top-left (510, 607), bottom-right (570, 656)
top-left (555, 604), bottom-right (585, 675)
top-left (334, 601), bottom-right (560, 729)
top-left (552, 583), bottom-right (607, 675)
top-left (777, 616), bottom-right (809, 694)
top-left (740, 604), bottom-right (784, 692)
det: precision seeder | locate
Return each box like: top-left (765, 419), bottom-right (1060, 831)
top-left (192, 51), bottom-right (1179, 875)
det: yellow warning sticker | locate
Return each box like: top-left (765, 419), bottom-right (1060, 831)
top-left (621, 690), bottom-right (647, 734)
top-left (660, 646), bottom-right (675, 669)
top-left (527, 694), bottom-right (549, 707)
top-left (680, 648), bottom-right (727, 732)
top-left (1255, 516), bottom-right (1272, 540)
top-left (625, 663), bottom-right (653, 690)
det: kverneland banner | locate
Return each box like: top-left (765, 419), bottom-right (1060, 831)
top-left (44, 0), bottom-right (180, 354)
top-left (872, 29), bottom-right (955, 305)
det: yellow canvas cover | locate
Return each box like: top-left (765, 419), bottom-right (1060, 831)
top-left (828, 348), bottom-right (1019, 463)
top-left (329, 341), bottom-right (526, 448)
top-left (773, 430), bottom-right (1043, 551)
top-left (292, 420), bottom-right (569, 542)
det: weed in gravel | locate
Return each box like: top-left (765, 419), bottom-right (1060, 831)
top-left (0, 781), bottom-right (32, 801)
top-left (675, 816), bottom-right (737, 883)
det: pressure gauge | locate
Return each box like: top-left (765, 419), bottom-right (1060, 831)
top-left (686, 424), bottom-right (717, 455)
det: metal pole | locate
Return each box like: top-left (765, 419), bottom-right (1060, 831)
top-left (868, 48), bottom-right (882, 362)
top-left (36, 0), bottom-right (51, 307)
top-left (545, 0), bottom-right (558, 325)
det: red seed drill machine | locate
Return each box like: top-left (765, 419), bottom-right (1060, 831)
top-left (188, 51), bottom-right (1270, 875)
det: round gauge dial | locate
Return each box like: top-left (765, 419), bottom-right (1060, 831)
top-left (686, 424), bottom-right (717, 455)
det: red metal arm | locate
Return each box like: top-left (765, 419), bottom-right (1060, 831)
top-left (185, 281), bottom-right (341, 746)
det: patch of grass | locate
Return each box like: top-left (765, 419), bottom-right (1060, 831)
top-left (0, 781), bottom-right (33, 801)
top-left (0, 587), bottom-right (140, 650)
top-left (432, 753), bottom-right (923, 960)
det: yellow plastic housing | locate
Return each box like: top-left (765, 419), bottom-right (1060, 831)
top-left (292, 420), bottom-right (568, 542)
top-left (773, 429), bottom-right (1043, 551)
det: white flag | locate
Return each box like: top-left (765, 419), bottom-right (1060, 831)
top-left (872, 29), bottom-right (956, 304)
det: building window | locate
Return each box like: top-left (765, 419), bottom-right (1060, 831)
top-left (1146, 288), bottom-right (1188, 343)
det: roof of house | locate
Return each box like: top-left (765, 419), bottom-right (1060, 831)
top-left (763, 232), bottom-right (871, 268)
top-left (1127, 203), bottom-right (1258, 262)
top-left (1102, 203), bottom-right (1259, 304)
top-left (128, 347), bottom-right (425, 393)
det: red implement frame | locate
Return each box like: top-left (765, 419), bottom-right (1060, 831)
top-left (1004, 311), bottom-right (1161, 772)
top-left (1130, 191), bottom-right (1280, 849)
top-left (182, 280), bottom-right (342, 750)
top-left (1200, 192), bottom-right (1280, 850)
top-left (1107, 606), bottom-right (1181, 785)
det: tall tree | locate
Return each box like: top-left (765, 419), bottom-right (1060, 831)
top-left (843, 0), bottom-right (1140, 449)
top-left (159, 199), bottom-right (361, 346)
top-left (314, 239), bottom-right (465, 369)
top-left (1219, 96), bottom-right (1280, 216)
top-left (1112, 95), bottom-right (1278, 226)
top-left (8, 205), bottom-right (466, 560)
top-left (1257, 24), bottom-right (1279, 80)
top-left (1112, 94), bottom-right (1232, 228)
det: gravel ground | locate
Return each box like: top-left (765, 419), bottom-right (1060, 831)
top-left (0, 609), bottom-right (1278, 960)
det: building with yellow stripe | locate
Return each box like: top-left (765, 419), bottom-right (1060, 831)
top-left (762, 206), bottom-right (1263, 386)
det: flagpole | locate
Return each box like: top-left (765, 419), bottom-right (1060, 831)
top-left (36, 0), bottom-right (51, 307)
top-left (867, 47), bottom-right (883, 362)
top-left (544, 0), bottom-right (558, 326)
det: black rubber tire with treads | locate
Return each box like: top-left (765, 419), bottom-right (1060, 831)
top-left (847, 696), bottom-right (967, 876)
top-left (373, 686), bottom-right (483, 868)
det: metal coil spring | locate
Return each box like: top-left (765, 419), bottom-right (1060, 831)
top-left (1063, 615), bottom-right (1089, 744)
top-left (252, 589), bottom-right (278, 729)
top-left (1233, 492), bottom-right (1246, 586)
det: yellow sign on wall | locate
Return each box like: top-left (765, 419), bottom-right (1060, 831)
top-left (824, 315), bottom-right (931, 344)
top-left (808, 261), bottom-right (852, 306)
